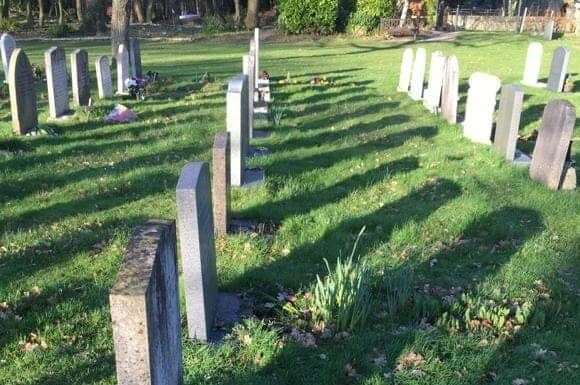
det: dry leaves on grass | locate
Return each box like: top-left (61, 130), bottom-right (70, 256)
top-left (289, 328), bottom-right (316, 347)
top-left (396, 351), bottom-right (425, 371)
top-left (20, 332), bottom-right (48, 352)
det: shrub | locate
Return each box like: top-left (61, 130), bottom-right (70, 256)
top-left (348, 0), bottom-right (396, 33)
top-left (47, 23), bottom-right (74, 38)
top-left (202, 15), bottom-right (236, 34)
top-left (0, 18), bottom-right (19, 33)
top-left (278, 0), bottom-right (340, 34)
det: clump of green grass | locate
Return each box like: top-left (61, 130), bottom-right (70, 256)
top-left (269, 104), bottom-right (287, 126)
top-left (378, 266), bottom-right (414, 317)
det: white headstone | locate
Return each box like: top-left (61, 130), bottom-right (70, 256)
top-left (463, 72), bottom-right (501, 144)
top-left (423, 51), bottom-right (445, 112)
top-left (243, 54), bottom-right (255, 139)
top-left (0, 33), bottom-right (15, 81)
top-left (522, 42), bottom-right (543, 86)
top-left (546, 47), bottom-right (570, 92)
top-left (544, 20), bottom-right (554, 40)
top-left (116, 44), bottom-right (130, 95)
top-left (441, 55), bottom-right (459, 124)
top-left (44, 46), bottom-right (69, 118)
top-left (96, 56), bottom-right (113, 99)
top-left (409, 48), bottom-right (426, 101)
top-left (397, 48), bottom-right (414, 92)
top-left (227, 74), bottom-right (249, 186)
top-left (254, 28), bottom-right (260, 88)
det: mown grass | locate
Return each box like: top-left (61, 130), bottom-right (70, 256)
top-left (0, 31), bottom-right (579, 385)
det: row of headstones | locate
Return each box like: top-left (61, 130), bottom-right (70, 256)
top-left (398, 47), bottom-right (576, 191)
top-left (522, 42), bottom-right (570, 92)
top-left (1, 33), bottom-right (142, 135)
top-left (110, 29), bottom-right (269, 385)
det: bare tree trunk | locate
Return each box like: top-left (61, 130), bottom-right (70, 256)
top-left (233, 0), bottom-right (240, 24)
top-left (38, 0), bottom-right (44, 26)
top-left (133, 0), bottom-right (144, 22)
top-left (0, 0), bottom-right (10, 20)
top-left (245, 0), bottom-right (258, 29)
top-left (86, 0), bottom-right (106, 34)
top-left (399, 0), bottom-right (409, 27)
top-left (26, 0), bottom-right (34, 25)
top-left (58, 0), bottom-right (64, 24)
top-left (76, 0), bottom-right (85, 21)
top-left (145, 0), bottom-right (153, 22)
top-left (111, 0), bottom-right (131, 56)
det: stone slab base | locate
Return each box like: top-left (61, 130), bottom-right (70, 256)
top-left (513, 150), bottom-right (532, 167)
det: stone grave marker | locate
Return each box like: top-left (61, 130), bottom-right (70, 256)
top-left (242, 54), bottom-right (255, 138)
top-left (227, 74), bottom-right (249, 186)
top-left (44, 46), bottom-right (69, 118)
top-left (129, 38), bottom-right (143, 78)
top-left (441, 55), bottom-right (459, 124)
top-left (544, 19), bottom-right (554, 40)
top-left (71, 49), bottom-right (90, 106)
top-left (254, 28), bottom-right (260, 88)
top-left (493, 84), bottom-right (527, 164)
top-left (529, 100), bottom-right (576, 190)
top-left (397, 48), bottom-right (414, 92)
top-left (546, 47), bottom-right (570, 92)
top-left (110, 220), bottom-right (183, 385)
top-left (8, 49), bottom-right (37, 135)
top-left (522, 42), bottom-right (543, 86)
top-left (212, 133), bottom-right (230, 236)
top-left (409, 47), bottom-right (426, 101)
top-left (117, 44), bottom-right (130, 94)
top-left (95, 55), bottom-right (113, 99)
top-left (176, 162), bottom-right (218, 341)
top-left (423, 51), bottom-right (445, 112)
top-left (463, 72), bottom-right (501, 144)
top-left (1, 33), bottom-right (16, 81)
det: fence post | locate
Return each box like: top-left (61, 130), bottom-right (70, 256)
top-left (520, 7), bottom-right (527, 33)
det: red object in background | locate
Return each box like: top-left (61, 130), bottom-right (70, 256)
top-left (106, 6), bottom-right (113, 17)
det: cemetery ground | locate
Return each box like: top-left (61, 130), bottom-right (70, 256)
top-left (1, 32), bottom-right (579, 385)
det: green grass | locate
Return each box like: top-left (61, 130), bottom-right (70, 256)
top-left (0, 31), bottom-right (579, 385)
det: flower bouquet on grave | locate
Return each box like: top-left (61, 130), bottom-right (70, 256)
top-left (126, 71), bottom-right (162, 100)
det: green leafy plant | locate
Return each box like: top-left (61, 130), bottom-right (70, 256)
top-left (0, 19), bottom-right (19, 33)
top-left (310, 227), bottom-right (373, 332)
top-left (348, 0), bottom-right (396, 34)
top-left (279, 0), bottom-right (341, 34)
top-left (202, 15), bottom-right (236, 34)
top-left (379, 266), bottom-right (413, 316)
top-left (47, 23), bottom-right (74, 38)
top-left (269, 105), bottom-right (287, 126)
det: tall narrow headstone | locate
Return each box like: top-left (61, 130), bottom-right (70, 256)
top-left (117, 44), bottom-right (130, 94)
top-left (110, 220), bottom-right (183, 385)
top-left (8, 49), bottom-right (37, 135)
top-left (409, 48), bottom-right (426, 101)
top-left (397, 48), bottom-right (414, 92)
top-left (1, 33), bottom-right (16, 81)
top-left (212, 133), bottom-right (230, 236)
top-left (242, 54), bottom-right (255, 138)
top-left (463, 72), bottom-right (501, 144)
top-left (546, 47), bottom-right (570, 92)
top-left (254, 28), bottom-right (260, 88)
top-left (45, 46), bottom-right (69, 118)
top-left (522, 42), bottom-right (543, 86)
top-left (441, 55), bottom-right (459, 124)
top-left (493, 84), bottom-right (524, 162)
top-left (129, 38), bottom-right (143, 78)
top-left (544, 19), bottom-right (554, 40)
top-left (95, 55), bottom-right (113, 99)
top-left (71, 49), bottom-right (90, 106)
top-left (529, 100), bottom-right (576, 190)
top-left (176, 162), bottom-right (218, 341)
top-left (423, 51), bottom-right (445, 112)
top-left (227, 74), bottom-right (249, 187)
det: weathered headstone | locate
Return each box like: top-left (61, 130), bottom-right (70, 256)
top-left (522, 42), bottom-right (543, 86)
top-left (423, 51), bottom-right (445, 112)
top-left (71, 49), bottom-right (90, 106)
top-left (95, 55), bottom-right (113, 99)
top-left (441, 55), bottom-right (459, 124)
top-left (409, 47), bottom-right (426, 101)
top-left (8, 49), bottom-right (37, 135)
top-left (110, 220), bottom-right (183, 385)
top-left (129, 38), bottom-right (143, 78)
top-left (117, 44), bottom-right (130, 94)
top-left (397, 48), bottom-right (414, 92)
top-left (544, 19), bottom-right (554, 40)
top-left (493, 84), bottom-right (525, 163)
top-left (463, 72), bottom-right (501, 144)
top-left (227, 74), bottom-right (249, 186)
top-left (212, 133), bottom-right (230, 236)
top-left (1, 33), bottom-right (16, 81)
top-left (242, 54), bottom-right (255, 138)
top-left (529, 100), bottom-right (576, 190)
top-left (176, 162), bottom-right (218, 341)
top-left (254, 28), bottom-right (260, 89)
top-left (44, 46), bottom-right (69, 118)
top-left (546, 47), bottom-right (570, 92)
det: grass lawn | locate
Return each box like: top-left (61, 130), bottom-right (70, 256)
top-left (0, 31), bottom-right (579, 385)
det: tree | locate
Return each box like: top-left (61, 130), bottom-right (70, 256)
top-left (0, 0), bottom-right (10, 20)
top-left (233, 0), bottom-right (241, 25)
top-left (245, 0), bottom-right (259, 29)
top-left (111, 0), bottom-right (131, 56)
top-left (86, 0), bottom-right (107, 34)
top-left (133, 0), bottom-right (145, 22)
top-left (76, 0), bottom-right (85, 21)
top-left (37, 0), bottom-right (44, 26)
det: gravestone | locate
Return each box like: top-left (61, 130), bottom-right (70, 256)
top-left (242, 54), bottom-right (255, 138)
top-left (529, 100), bottom-right (576, 190)
top-left (8, 49), bottom-right (37, 135)
top-left (117, 44), bottom-right (130, 94)
top-left (463, 72), bottom-right (501, 144)
top-left (44, 47), bottom-right (69, 118)
top-left (441, 55), bottom-right (459, 124)
top-left (546, 47), bottom-right (570, 92)
top-left (423, 51), bottom-right (445, 112)
top-left (95, 56), bottom-right (113, 99)
top-left (110, 220), bottom-right (183, 385)
top-left (176, 162), bottom-right (218, 341)
top-left (212, 133), bottom-right (230, 236)
top-left (397, 48), bottom-right (414, 92)
top-left (254, 28), bottom-right (260, 88)
top-left (71, 49), bottom-right (90, 106)
top-left (493, 84), bottom-right (526, 163)
top-left (544, 19), bottom-right (554, 40)
top-left (1, 33), bottom-right (15, 81)
top-left (409, 48), bottom-right (426, 101)
top-left (227, 74), bottom-right (249, 186)
top-left (129, 38), bottom-right (142, 78)
top-left (522, 42), bottom-right (543, 86)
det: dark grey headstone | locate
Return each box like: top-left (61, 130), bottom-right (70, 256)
top-left (493, 84), bottom-right (524, 162)
top-left (129, 38), bottom-right (143, 78)
top-left (110, 220), bottom-right (183, 385)
top-left (45, 46), bottom-right (69, 118)
top-left (8, 49), bottom-right (37, 135)
top-left (546, 47), bottom-right (570, 92)
top-left (176, 162), bottom-right (218, 341)
top-left (71, 49), bottom-right (90, 106)
top-left (529, 100), bottom-right (576, 190)
top-left (544, 20), bottom-right (554, 41)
